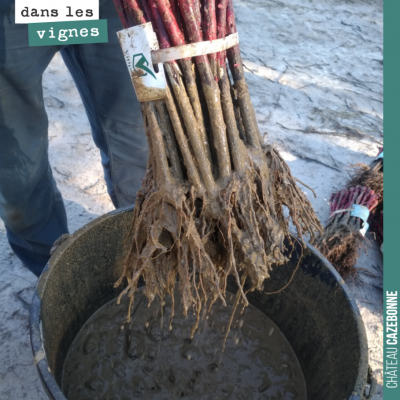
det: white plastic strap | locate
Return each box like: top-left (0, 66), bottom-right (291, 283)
top-left (150, 32), bottom-right (239, 64)
top-left (328, 208), bottom-right (352, 219)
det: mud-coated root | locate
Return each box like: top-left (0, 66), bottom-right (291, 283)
top-left (314, 224), bottom-right (362, 279)
top-left (116, 134), bottom-right (323, 333)
top-left (265, 145), bottom-right (322, 245)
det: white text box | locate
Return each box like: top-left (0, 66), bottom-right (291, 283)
top-left (15, 0), bottom-right (99, 24)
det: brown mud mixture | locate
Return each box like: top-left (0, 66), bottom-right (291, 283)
top-left (62, 288), bottom-right (307, 400)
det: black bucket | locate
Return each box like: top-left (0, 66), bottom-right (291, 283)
top-left (30, 206), bottom-right (370, 400)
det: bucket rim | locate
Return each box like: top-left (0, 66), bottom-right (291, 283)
top-left (29, 205), bottom-right (369, 400)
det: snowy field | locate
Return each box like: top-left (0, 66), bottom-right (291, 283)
top-left (0, 0), bottom-right (383, 398)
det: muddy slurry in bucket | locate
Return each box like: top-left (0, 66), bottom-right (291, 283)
top-left (62, 288), bottom-right (306, 400)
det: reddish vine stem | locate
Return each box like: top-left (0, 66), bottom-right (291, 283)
top-left (179, 0), bottom-right (232, 181)
top-left (148, 0), bottom-right (171, 49)
top-left (113, 0), bottom-right (130, 28)
top-left (213, 0), bottom-right (246, 175)
top-left (169, 0), bottom-right (184, 31)
top-left (216, 0), bottom-right (228, 70)
top-left (138, 0), bottom-right (152, 21)
top-left (226, 0), bottom-right (261, 149)
top-left (155, 0), bottom-right (212, 164)
top-left (202, 0), bottom-right (217, 74)
top-left (193, 0), bottom-right (202, 27)
top-left (146, 0), bottom-right (214, 189)
top-left (126, 0), bottom-right (147, 24)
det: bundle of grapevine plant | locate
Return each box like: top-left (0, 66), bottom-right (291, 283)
top-left (112, 0), bottom-right (323, 332)
top-left (315, 186), bottom-right (380, 278)
top-left (347, 148), bottom-right (383, 244)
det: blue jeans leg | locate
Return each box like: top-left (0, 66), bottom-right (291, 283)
top-left (0, 0), bottom-right (147, 275)
top-left (0, 2), bottom-right (68, 276)
top-left (61, 0), bottom-right (148, 208)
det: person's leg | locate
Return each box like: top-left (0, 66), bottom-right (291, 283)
top-left (60, 0), bottom-right (148, 208)
top-left (0, 2), bottom-right (68, 276)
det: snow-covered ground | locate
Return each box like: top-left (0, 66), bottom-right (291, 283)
top-left (0, 0), bottom-right (383, 398)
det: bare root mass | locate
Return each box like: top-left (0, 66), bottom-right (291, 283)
top-left (347, 160), bottom-right (383, 200)
top-left (113, 0), bottom-right (323, 331)
top-left (315, 224), bottom-right (362, 279)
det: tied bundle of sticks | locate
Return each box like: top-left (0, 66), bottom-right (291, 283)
top-left (347, 147), bottom-right (383, 244)
top-left (315, 186), bottom-right (380, 279)
top-left (113, 0), bottom-right (323, 333)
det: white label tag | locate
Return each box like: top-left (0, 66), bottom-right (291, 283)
top-left (117, 23), bottom-right (167, 103)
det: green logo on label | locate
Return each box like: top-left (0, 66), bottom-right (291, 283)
top-left (133, 53), bottom-right (156, 79)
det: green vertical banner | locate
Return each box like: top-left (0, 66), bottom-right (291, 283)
top-left (384, 0), bottom-right (400, 397)
top-left (28, 19), bottom-right (108, 46)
